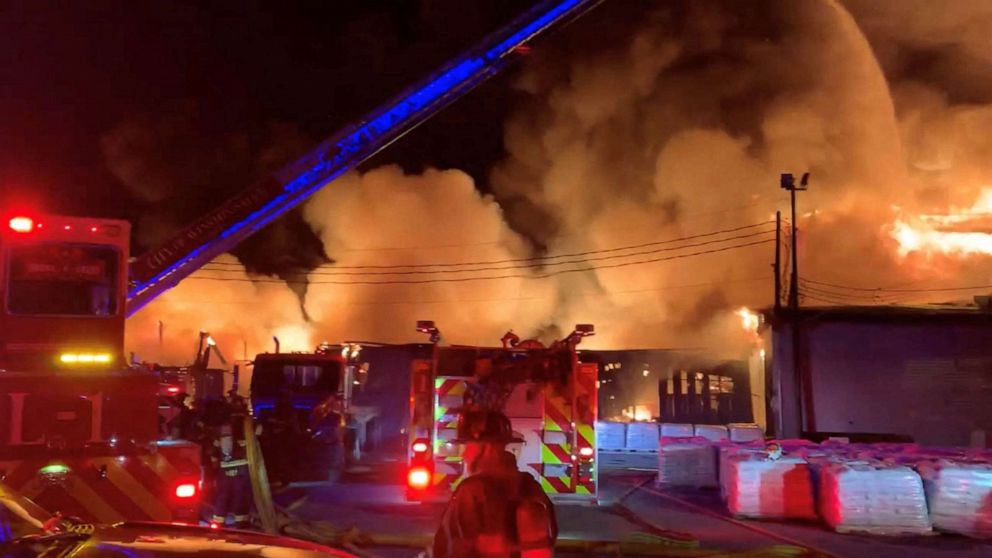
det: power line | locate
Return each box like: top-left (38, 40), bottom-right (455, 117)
top-left (157, 276), bottom-right (771, 307)
top-left (201, 221), bottom-right (775, 271)
top-left (804, 278), bottom-right (992, 294)
top-left (798, 282), bottom-right (908, 303)
top-left (188, 239), bottom-right (774, 286)
top-left (201, 229), bottom-right (775, 277)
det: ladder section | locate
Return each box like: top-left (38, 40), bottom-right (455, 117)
top-left (127, 0), bottom-right (605, 316)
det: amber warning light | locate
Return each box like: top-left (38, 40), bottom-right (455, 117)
top-left (9, 216), bottom-right (34, 233)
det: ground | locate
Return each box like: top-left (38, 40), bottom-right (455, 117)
top-left (269, 459), bottom-right (992, 558)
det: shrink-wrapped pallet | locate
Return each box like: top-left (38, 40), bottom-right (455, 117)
top-left (818, 461), bottom-right (932, 536)
top-left (657, 437), bottom-right (718, 488)
top-left (625, 422), bottom-right (660, 451)
top-left (659, 423), bottom-right (694, 438)
top-left (595, 421), bottom-right (627, 451)
top-left (725, 455), bottom-right (816, 520)
top-left (693, 424), bottom-right (729, 442)
top-left (728, 423), bottom-right (764, 443)
top-left (918, 460), bottom-right (992, 538)
top-left (718, 442), bottom-right (765, 500)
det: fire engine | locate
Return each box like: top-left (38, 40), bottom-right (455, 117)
top-left (406, 322), bottom-right (599, 502)
top-left (0, 214), bottom-right (202, 523)
top-left (1, 0), bottom-right (603, 526)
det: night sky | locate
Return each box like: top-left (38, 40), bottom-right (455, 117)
top-left (1, 0), bottom-right (535, 269)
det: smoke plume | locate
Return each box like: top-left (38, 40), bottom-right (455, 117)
top-left (126, 0), bottom-right (992, 361)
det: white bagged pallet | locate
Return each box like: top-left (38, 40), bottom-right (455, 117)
top-left (595, 421), bottom-right (627, 451)
top-left (818, 461), bottom-right (932, 536)
top-left (728, 423), bottom-right (764, 443)
top-left (660, 423), bottom-right (694, 438)
top-left (918, 460), bottom-right (992, 538)
top-left (718, 442), bottom-right (765, 500)
top-left (626, 422), bottom-right (660, 451)
top-left (657, 437), bottom-right (717, 488)
top-left (725, 455), bottom-right (816, 519)
top-left (693, 424), bottom-right (729, 442)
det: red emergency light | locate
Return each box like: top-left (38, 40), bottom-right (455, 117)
top-left (578, 446), bottom-right (594, 459)
top-left (166, 386), bottom-right (180, 394)
top-left (9, 216), bottom-right (34, 233)
top-left (174, 482), bottom-right (198, 499)
top-left (411, 440), bottom-right (429, 454)
top-left (407, 467), bottom-right (431, 490)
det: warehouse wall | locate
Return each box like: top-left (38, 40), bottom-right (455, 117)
top-left (777, 320), bottom-right (992, 447)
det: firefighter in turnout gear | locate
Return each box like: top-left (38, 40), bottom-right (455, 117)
top-left (209, 411), bottom-right (251, 527)
top-left (432, 410), bottom-right (558, 558)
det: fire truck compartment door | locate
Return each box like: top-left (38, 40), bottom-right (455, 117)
top-left (504, 382), bottom-right (542, 418)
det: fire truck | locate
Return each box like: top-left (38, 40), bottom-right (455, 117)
top-left (406, 322), bottom-right (600, 503)
top-left (1, 0), bottom-right (602, 526)
top-left (0, 214), bottom-right (202, 523)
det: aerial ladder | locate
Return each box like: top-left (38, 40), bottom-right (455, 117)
top-left (126, 0), bottom-right (606, 315)
top-left (0, 0), bottom-right (605, 527)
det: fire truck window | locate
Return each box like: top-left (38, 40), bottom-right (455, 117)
top-left (251, 360), bottom-right (342, 397)
top-left (6, 244), bottom-right (118, 316)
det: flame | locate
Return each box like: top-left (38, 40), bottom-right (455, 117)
top-left (622, 406), bottom-right (654, 422)
top-left (737, 307), bottom-right (760, 335)
top-left (892, 187), bottom-right (992, 257)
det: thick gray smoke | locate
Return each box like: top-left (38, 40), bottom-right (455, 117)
top-left (484, 0), bottom-right (992, 349)
top-left (127, 0), bottom-right (992, 361)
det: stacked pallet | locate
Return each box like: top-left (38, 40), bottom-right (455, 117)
top-left (918, 460), bottom-right (992, 539)
top-left (657, 436), bottom-right (719, 488)
top-left (724, 454), bottom-right (817, 520)
top-left (818, 461), bottom-right (932, 535)
top-left (595, 421), bottom-right (626, 451)
top-left (626, 422), bottom-right (660, 451)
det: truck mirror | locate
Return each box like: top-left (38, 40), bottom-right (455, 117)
top-left (574, 324), bottom-right (595, 336)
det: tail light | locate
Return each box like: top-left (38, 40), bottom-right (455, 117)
top-left (407, 467), bottom-right (431, 490)
top-left (9, 216), bottom-right (34, 233)
top-left (578, 446), bottom-right (594, 459)
top-left (411, 439), bottom-right (429, 455)
top-left (174, 482), bottom-right (198, 499)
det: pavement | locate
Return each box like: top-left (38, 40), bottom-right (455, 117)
top-left (271, 462), bottom-right (992, 558)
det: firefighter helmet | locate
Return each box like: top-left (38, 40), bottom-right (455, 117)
top-left (452, 410), bottom-right (524, 444)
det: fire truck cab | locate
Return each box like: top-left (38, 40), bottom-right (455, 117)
top-left (406, 323), bottom-right (599, 503)
top-left (0, 213), bottom-right (201, 523)
top-left (249, 349), bottom-right (348, 482)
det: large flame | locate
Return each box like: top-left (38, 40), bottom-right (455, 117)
top-left (891, 188), bottom-right (992, 257)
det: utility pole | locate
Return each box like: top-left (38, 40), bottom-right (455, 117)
top-left (780, 172), bottom-right (809, 437)
top-left (774, 211), bottom-right (782, 312)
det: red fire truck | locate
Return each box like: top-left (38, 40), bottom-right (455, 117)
top-left (0, 213), bottom-right (201, 523)
top-left (406, 322), bottom-right (600, 503)
top-left (0, 0), bottom-right (602, 527)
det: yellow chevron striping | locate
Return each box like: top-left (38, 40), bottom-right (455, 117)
top-left (95, 458), bottom-right (171, 521)
top-left (66, 474), bottom-right (126, 524)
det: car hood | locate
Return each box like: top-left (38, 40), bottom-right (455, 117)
top-left (70, 522), bottom-right (357, 557)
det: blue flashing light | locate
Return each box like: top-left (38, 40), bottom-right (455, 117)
top-left (127, 0), bottom-right (596, 312)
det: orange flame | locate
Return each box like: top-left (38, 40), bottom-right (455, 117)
top-left (891, 188), bottom-right (992, 257)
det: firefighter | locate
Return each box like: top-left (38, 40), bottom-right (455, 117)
top-left (209, 410), bottom-right (252, 527)
top-left (166, 392), bottom-right (194, 440)
top-left (309, 394), bottom-right (345, 482)
top-left (432, 410), bottom-right (558, 558)
top-left (258, 390), bottom-right (299, 487)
